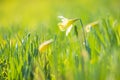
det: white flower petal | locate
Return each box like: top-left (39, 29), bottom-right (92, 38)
top-left (66, 25), bottom-right (73, 36)
top-left (85, 25), bottom-right (91, 33)
top-left (58, 16), bottom-right (65, 19)
top-left (58, 16), bottom-right (68, 22)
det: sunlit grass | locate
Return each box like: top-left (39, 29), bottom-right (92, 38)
top-left (0, 0), bottom-right (120, 80)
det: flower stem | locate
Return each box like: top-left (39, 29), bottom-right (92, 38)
top-left (79, 19), bottom-right (91, 59)
top-left (79, 19), bottom-right (86, 79)
top-left (79, 19), bottom-right (86, 45)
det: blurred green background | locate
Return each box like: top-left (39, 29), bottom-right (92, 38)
top-left (0, 0), bottom-right (119, 28)
top-left (0, 0), bottom-right (120, 80)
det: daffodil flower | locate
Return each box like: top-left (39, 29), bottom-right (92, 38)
top-left (85, 21), bottom-right (99, 33)
top-left (58, 16), bottom-right (79, 36)
top-left (39, 39), bottom-right (54, 52)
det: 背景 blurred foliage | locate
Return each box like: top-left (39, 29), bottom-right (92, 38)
top-left (0, 0), bottom-right (119, 27)
top-left (0, 0), bottom-right (120, 80)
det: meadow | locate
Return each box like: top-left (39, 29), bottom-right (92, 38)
top-left (0, 0), bottom-right (120, 80)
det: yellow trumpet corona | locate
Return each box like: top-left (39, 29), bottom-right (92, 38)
top-left (39, 39), bottom-right (54, 52)
top-left (85, 21), bottom-right (99, 33)
top-left (58, 16), bottom-right (79, 36)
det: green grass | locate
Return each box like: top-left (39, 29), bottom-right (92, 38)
top-left (0, 0), bottom-right (120, 80)
top-left (0, 16), bottom-right (120, 80)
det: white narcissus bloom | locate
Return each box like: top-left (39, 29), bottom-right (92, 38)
top-left (58, 16), bottom-right (79, 36)
top-left (85, 21), bottom-right (99, 33)
top-left (39, 39), bottom-right (54, 52)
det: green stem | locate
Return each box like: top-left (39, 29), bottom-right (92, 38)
top-left (79, 19), bottom-right (86, 79)
top-left (79, 19), bottom-right (86, 45)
